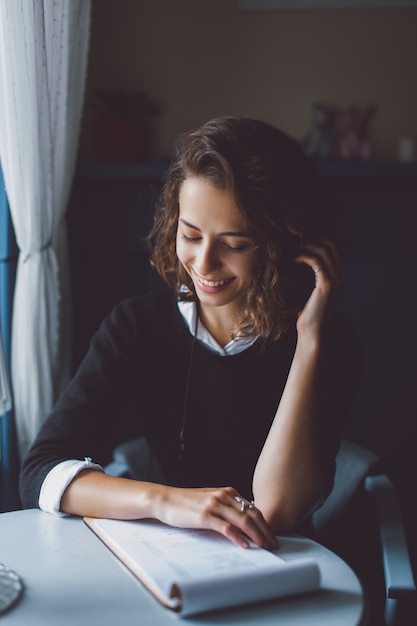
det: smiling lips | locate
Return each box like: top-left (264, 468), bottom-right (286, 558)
top-left (193, 270), bottom-right (234, 289)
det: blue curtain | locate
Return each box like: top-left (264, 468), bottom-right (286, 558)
top-left (0, 165), bottom-right (20, 511)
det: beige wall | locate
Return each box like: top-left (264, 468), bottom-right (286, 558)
top-left (80, 0), bottom-right (417, 162)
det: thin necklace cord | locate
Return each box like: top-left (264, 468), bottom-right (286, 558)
top-left (179, 308), bottom-right (198, 460)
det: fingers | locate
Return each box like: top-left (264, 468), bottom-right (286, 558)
top-left (162, 486), bottom-right (278, 551)
top-left (292, 240), bottom-right (344, 336)
top-left (295, 239), bottom-right (344, 294)
top-left (234, 495), bottom-right (256, 513)
top-left (226, 502), bottom-right (279, 551)
top-left (201, 488), bottom-right (278, 551)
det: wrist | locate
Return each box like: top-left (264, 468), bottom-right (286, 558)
top-left (142, 482), bottom-right (170, 521)
top-left (295, 331), bottom-right (322, 357)
top-left (126, 480), bottom-right (160, 520)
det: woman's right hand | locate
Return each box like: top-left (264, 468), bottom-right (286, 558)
top-left (154, 485), bottom-right (278, 551)
top-left (61, 471), bottom-right (277, 550)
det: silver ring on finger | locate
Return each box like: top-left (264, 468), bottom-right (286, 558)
top-left (313, 267), bottom-right (323, 274)
top-left (234, 495), bottom-right (256, 513)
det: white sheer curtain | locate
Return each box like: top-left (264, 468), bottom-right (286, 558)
top-left (0, 328), bottom-right (11, 414)
top-left (0, 0), bottom-right (91, 460)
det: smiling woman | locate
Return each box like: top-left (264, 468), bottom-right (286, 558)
top-left (20, 116), bottom-right (361, 550)
top-left (176, 178), bottom-right (257, 345)
top-left (150, 117), bottom-right (339, 344)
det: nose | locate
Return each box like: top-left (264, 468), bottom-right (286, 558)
top-left (195, 240), bottom-right (221, 275)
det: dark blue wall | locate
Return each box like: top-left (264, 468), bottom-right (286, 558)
top-left (0, 166), bottom-right (20, 511)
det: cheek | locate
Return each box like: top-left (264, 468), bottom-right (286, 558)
top-left (175, 231), bottom-right (183, 258)
top-left (232, 255), bottom-right (257, 280)
top-left (175, 234), bottom-right (189, 267)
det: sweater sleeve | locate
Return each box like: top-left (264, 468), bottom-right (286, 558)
top-left (19, 296), bottom-right (151, 509)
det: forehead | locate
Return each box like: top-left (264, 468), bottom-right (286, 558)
top-left (178, 177), bottom-right (248, 230)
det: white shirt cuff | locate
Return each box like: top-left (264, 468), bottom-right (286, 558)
top-left (39, 458), bottom-right (104, 516)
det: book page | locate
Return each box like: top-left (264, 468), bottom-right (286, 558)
top-left (84, 518), bottom-right (320, 617)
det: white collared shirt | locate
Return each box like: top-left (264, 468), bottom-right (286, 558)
top-left (177, 300), bottom-right (258, 355)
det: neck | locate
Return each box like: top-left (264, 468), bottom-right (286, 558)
top-left (198, 303), bottom-right (238, 348)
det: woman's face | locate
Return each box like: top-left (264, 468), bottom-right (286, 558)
top-left (176, 177), bottom-right (257, 314)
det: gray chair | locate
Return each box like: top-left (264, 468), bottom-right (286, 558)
top-left (311, 439), bottom-right (416, 626)
top-left (105, 436), bottom-right (167, 484)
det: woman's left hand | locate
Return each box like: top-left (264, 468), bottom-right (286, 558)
top-left (295, 240), bottom-right (344, 338)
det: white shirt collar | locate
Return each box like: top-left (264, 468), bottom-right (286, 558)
top-left (177, 299), bottom-right (258, 356)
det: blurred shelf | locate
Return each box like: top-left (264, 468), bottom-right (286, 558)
top-left (75, 161), bottom-right (170, 180)
top-left (75, 160), bottom-right (417, 181)
top-left (316, 160), bottom-right (417, 179)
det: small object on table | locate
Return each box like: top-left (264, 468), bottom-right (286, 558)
top-left (0, 564), bottom-right (24, 615)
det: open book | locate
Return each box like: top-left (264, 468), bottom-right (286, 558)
top-left (84, 517), bottom-right (320, 617)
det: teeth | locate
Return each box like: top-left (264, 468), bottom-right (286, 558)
top-left (197, 275), bottom-right (230, 288)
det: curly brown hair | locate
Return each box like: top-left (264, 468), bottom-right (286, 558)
top-left (148, 116), bottom-right (336, 342)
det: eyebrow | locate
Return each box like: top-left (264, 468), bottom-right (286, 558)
top-left (178, 218), bottom-right (253, 238)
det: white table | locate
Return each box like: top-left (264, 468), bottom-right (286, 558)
top-left (0, 509), bottom-right (367, 625)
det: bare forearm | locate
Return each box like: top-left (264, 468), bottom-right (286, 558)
top-left (60, 469), bottom-right (163, 519)
top-left (253, 336), bottom-right (324, 531)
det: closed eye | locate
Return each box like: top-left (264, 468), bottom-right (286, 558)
top-left (180, 228), bottom-right (254, 253)
top-left (224, 242), bottom-right (251, 252)
top-left (181, 233), bottom-right (200, 243)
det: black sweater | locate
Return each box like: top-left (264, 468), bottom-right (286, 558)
top-left (20, 289), bottom-right (361, 508)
